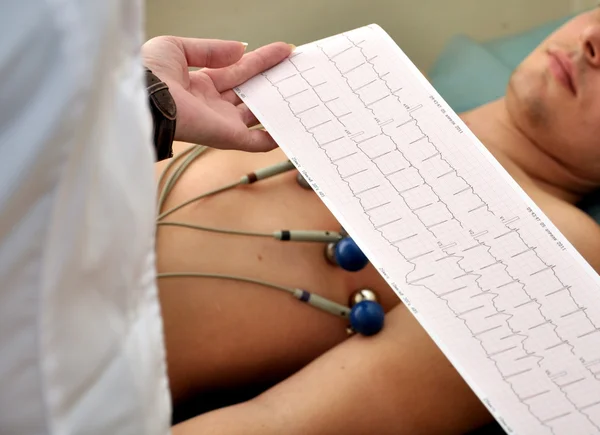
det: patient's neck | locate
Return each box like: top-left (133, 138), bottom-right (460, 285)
top-left (460, 98), bottom-right (593, 204)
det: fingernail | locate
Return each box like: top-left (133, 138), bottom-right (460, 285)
top-left (288, 44), bottom-right (296, 51)
top-left (241, 42), bottom-right (249, 51)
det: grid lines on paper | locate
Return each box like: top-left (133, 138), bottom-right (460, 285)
top-left (238, 24), bottom-right (600, 435)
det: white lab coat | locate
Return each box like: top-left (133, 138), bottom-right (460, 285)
top-left (0, 1), bottom-right (171, 434)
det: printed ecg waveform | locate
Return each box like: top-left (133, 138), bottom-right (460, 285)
top-left (235, 24), bottom-right (600, 434)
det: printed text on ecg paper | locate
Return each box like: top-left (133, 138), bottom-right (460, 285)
top-left (235, 24), bottom-right (600, 434)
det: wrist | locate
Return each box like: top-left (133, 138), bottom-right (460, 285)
top-left (144, 67), bottom-right (177, 161)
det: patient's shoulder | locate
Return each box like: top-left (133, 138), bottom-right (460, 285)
top-left (532, 190), bottom-right (600, 273)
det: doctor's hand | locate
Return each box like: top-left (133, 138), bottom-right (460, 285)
top-left (142, 36), bottom-right (293, 152)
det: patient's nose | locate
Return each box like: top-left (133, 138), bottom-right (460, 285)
top-left (582, 23), bottom-right (600, 67)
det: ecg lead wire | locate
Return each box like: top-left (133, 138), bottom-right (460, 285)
top-left (158, 145), bottom-right (209, 212)
top-left (157, 158), bottom-right (297, 220)
top-left (157, 272), bottom-right (351, 318)
top-left (156, 221), bottom-right (343, 242)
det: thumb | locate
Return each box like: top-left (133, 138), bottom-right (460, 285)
top-left (241, 129), bottom-right (279, 152)
top-left (175, 37), bottom-right (247, 69)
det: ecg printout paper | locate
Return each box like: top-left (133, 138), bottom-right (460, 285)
top-left (234, 24), bottom-right (600, 434)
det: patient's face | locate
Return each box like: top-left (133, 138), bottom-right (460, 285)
top-left (506, 8), bottom-right (600, 178)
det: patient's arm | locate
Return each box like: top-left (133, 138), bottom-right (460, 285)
top-left (172, 303), bottom-right (493, 435)
top-left (169, 182), bottom-right (600, 434)
top-left (161, 142), bottom-right (600, 432)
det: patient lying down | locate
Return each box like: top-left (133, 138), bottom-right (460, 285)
top-left (156, 9), bottom-right (600, 435)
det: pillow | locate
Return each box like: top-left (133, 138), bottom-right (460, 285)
top-left (482, 15), bottom-right (575, 69)
top-left (427, 15), bottom-right (575, 113)
top-left (427, 35), bottom-right (511, 113)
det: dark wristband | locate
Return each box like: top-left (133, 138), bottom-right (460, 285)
top-left (145, 68), bottom-right (177, 161)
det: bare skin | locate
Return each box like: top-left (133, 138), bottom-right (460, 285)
top-left (155, 144), bottom-right (396, 400)
top-left (159, 8), bottom-right (600, 434)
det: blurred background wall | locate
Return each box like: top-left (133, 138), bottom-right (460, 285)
top-left (144, 0), bottom-right (598, 71)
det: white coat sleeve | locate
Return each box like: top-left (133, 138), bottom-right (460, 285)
top-left (0, 1), bottom-right (172, 434)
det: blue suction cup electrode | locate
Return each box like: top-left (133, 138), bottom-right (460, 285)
top-left (325, 237), bottom-right (369, 272)
top-left (349, 300), bottom-right (385, 336)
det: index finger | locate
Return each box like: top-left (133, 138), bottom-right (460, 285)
top-left (202, 42), bottom-right (294, 92)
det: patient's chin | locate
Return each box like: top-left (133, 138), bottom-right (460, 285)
top-left (507, 75), bottom-right (552, 132)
